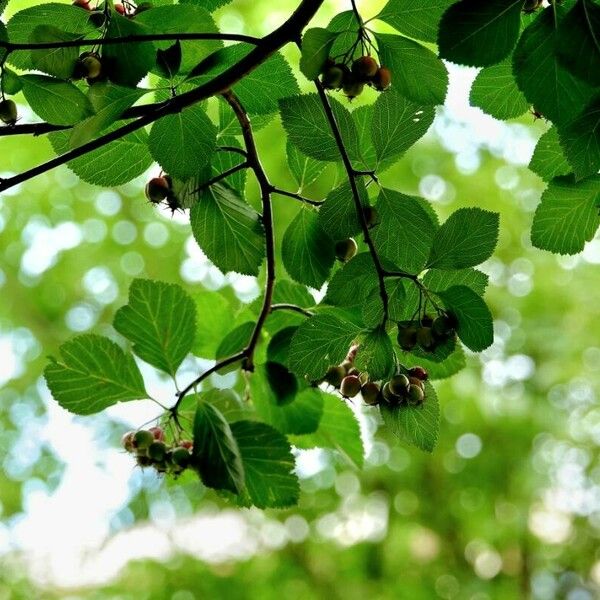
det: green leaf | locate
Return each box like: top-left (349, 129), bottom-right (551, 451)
top-left (156, 41), bottom-right (182, 79)
top-left (362, 279), bottom-right (406, 327)
top-left (1, 67), bottom-right (21, 95)
top-left (69, 84), bottom-right (147, 148)
top-left (30, 26), bottom-right (82, 80)
top-left (289, 314), bottom-right (361, 380)
top-left (7, 4), bottom-right (92, 71)
top-left (324, 253), bottom-right (380, 308)
top-left (401, 345), bottom-right (467, 380)
top-left (44, 334), bottom-right (147, 415)
top-left (250, 366), bottom-right (324, 435)
top-left (424, 268), bottom-right (489, 296)
top-left (113, 279), bottom-right (196, 376)
top-left (370, 89), bottom-right (435, 166)
top-left (211, 136), bottom-right (247, 194)
top-left (230, 421), bottom-right (299, 509)
top-left (21, 75), bottom-right (92, 126)
top-left (192, 401), bottom-right (245, 494)
top-left (531, 175), bottom-right (600, 255)
top-left (149, 104), bottom-right (217, 179)
top-left (376, 0), bottom-right (453, 43)
top-left (102, 12), bottom-right (155, 86)
top-left (529, 127), bottom-right (573, 181)
top-left (190, 183), bottom-right (265, 276)
top-left (355, 328), bottom-right (395, 381)
top-left (469, 59), bottom-right (529, 120)
top-left (292, 392), bottom-right (364, 467)
top-left (353, 105), bottom-right (377, 171)
top-left (513, 7), bottom-right (596, 125)
top-left (135, 5), bottom-right (221, 74)
top-left (286, 142), bottom-right (326, 191)
top-left (215, 322), bottom-right (254, 372)
top-left (381, 381), bottom-right (440, 452)
top-left (375, 33), bottom-right (448, 106)
top-left (190, 46), bottom-right (299, 115)
top-left (181, 0), bottom-right (233, 10)
top-left (558, 96), bottom-right (600, 180)
top-left (279, 93), bottom-right (361, 163)
top-left (438, 0), bottom-right (523, 67)
top-left (428, 208), bottom-right (499, 269)
top-left (438, 286), bottom-right (494, 352)
top-left (49, 122), bottom-right (153, 187)
top-left (282, 208), bottom-right (334, 289)
top-left (318, 180), bottom-right (367, 241)
top-left (556, 0), bottom-right (600, 87)
top-left (300, 28), bottom-right (338, 80)
top-left (372, 188), bottom-right (437, 274)
top-left (192, 291), bottom-right (235, 359)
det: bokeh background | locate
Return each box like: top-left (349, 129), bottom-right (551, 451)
top-left (1, 0), bottom-right (600, 598)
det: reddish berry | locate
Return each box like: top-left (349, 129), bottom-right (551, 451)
top-left (352, 56), bottom-right (378, 79)
top-left (408, 366), bottom-right (428, 381)
top-left (121, 431), bottom-right (135, 452)
top-left (340, 375), bottom-right (361, 398)
top-left (179, 440), bottom-right (193, 450)
top-left (72, 0), bottom-right (92, 9)
top-left (372, 67), bottom-right (392, 91)
top-left (114, 3), bottom-right (127, 15)
top-left (145, 176), bottom-right (171, 204)
top-left (149, 426), bottom-right (165, 441)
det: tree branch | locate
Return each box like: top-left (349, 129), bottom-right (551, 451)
top-left (314, 80), bottom-right (390, 322)
top-left (0, 0), bottom-right (325, 193)
top-left (192, 161), bottom-right (249, 194)
top-left (0, 32), bottom-right (260, 52)
top-left (223, 90), bottom-right (276, 372)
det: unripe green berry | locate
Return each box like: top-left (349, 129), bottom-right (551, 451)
top-left (0, 99), bottom-right (18, 125)
top-left (148, 441), bottom-right (167, 461)
top-left (397, 325), bottom-right (417, 351)
top-left (322, 66), bottom-right (345, 89)
top-left (381, 381), bottom-right (401, 405)
top-left (324, 365), bottom-right (346, 388)
top-left (171, 447), bottom-right (191, 468)
top-left (407, 384), bottom-right (425, 406)
top-left (417, 326), bottom-right (435, 351)
top-left (361, 381), bottom-right (380, 405)
top-left (343, 80), bottom-right (364, 99)
top-left (335, 238), bottom-right (358, 262)
top-left (389, 374), bottom-right (410, 397)
top-left (340, 375), bottom-right (361, 398)
top-left (133, 429), bottom-right (154, 450)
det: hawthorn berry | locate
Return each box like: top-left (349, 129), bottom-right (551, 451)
top-left (340, 374), bottom-right (361, 398)
top-left (136, 455), bottom-right (153, 467)
top-left (408, 366), bottom-right (428, 381)
top-left (381, 381), bottom-right (401, 405)
top-left (363, 206), bottom-right (378, 228)
top-left (408, 376), bottom-right (425, 391)
top-left (324, 365), bottom-right (346, 387)
top-left (372, 67), bottom-right (392, 91)
top-left (416, 326), bottom-right (435, 350)
top-left (121, 431), bottom-right (135, 452)
top-left (335, 238), bottom-right (358, 262)
top-left (149, 426), bottom-right (165, 441)
top-left (133, 429), bottom-right (154, 451)
top-left (432, 314), bottom-right (455, 338)
top-left (397, 324), bottom-right (418, 351)
top-left (523, 0), bottom-right (543, 13)
top-left (322, 66), bottom-right (345, 90)
top-left (361, 381), bottom-right (380, 405)
top-left (407, 384), bottom-right (424, 406)
top-left (352, 56), bottom-right (378, 79)
top-left (0, 99), bottom-right (18, 126)
top-left (145, 176), bottom-right (171, 204)
top-left (343, 80), bottom-right (365, 100)
top-left (389, 374), bottom-right (410, 397)
top-left (72, 0), bottom-right (91, 9)
top-left (171, 447), bottom-right (191, 468)
top-left (148, 441), bottom-right (167, 461)
top-left (179, 440), bottom-right (193, 450)
top-left (74, 52), bottom-right (102, 80)
top-left (114, 3), bottom-right (127, 15)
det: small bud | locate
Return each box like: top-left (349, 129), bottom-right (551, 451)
top-left (340, 375), bottom-right (361, 398)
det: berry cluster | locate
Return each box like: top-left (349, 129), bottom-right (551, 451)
top-left (73, 0), bottom-right (152, 18)
top-left (397, 312), bottom-right (457, 353)
top-left (0, 99), bottom-right (18, 127)
top-left (122, 426), bottom-right (193, 475)
top-left (321, 56), bottom-right (391, 99)
top-left (322, 346), bottom-right (429, 408)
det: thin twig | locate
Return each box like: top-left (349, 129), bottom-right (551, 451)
top-left (191, 161), bottom-right (249, 194)
top-left (270, 303), bottom-right (314, 317)
top-left (270, 186), bottom-right (323, 206)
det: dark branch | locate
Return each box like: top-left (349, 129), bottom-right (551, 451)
top-left (314, 80), bottom-right (390, 322)
top-left (192, 161), bottom-right (249, 194)
top-left (0, 0), bottom-right (325, 193)
top-left (0, 32), bottom-right (259, 52)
